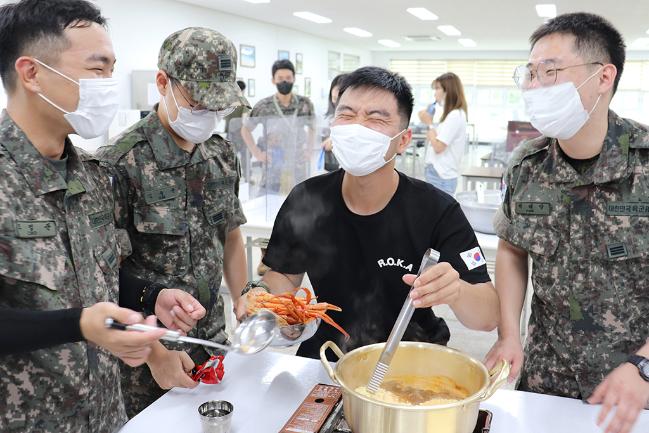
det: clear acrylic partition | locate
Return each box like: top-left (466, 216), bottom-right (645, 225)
top-left (227, 115), bottom-right (329, 222)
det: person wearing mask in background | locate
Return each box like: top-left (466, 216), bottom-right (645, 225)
top-left (236, 67), bottom-right (499, 359)
top-left (97, 28), bottom-right (249, 418)
top-left (240, 59), bottom-right (316, 275)
top-left (424, 73), bottom-right (468, 196)
top-left (0, 1), bottom-right (208, 431)
top-left (484, 13), bottom-right (649, 433)
top-left (321, 73), bottom-right (347, 172)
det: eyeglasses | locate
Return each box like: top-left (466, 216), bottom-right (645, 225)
top-left (512, 60), bottom-right (603, 89)
top-left (171, 79), bottom-right (208, 113)
top-left (216, 106), bottom-right (237, 117)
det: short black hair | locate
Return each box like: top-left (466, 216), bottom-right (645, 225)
top-left (325, 73), bottom-right (347, 117)
top-left (0, 0), bottom-right (106, 93)
top-left (530, 12), bottom-right (625, 94)
top-left (271, 59), bottom-right (295, 78)
top-left (337, 66), bottom-right (414, 128)
top-left (236, 79), bottom-right (246, 91)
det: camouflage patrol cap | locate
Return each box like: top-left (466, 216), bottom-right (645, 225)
top-left (158, 27), bottom-right (250, 111)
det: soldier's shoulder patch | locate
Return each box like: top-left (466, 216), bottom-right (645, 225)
top-left (209, 133), bottom-right (229, 146)
top-left (254, 95), bottom-right (274, 109)
top-left (623, 117), bottom-right (649, 149)
top-left (509, 136), bottom-right (550, 167)
top-left (97, 129), bottom-right (146, 164)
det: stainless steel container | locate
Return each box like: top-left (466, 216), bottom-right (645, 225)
top-left (320, 341), bottom-right (509, 433)
top-left (198, 400), bottom-right (233, 433)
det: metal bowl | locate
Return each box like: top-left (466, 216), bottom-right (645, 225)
top-left (456, 189), bottom-right (502, 234)
top-left (270, 318), bottom-right (321, 347)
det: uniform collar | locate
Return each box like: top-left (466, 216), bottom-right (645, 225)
top-left (0, 111), bottom-right (93, 196)
top-left (143, 108), bottom-right (221, 169)
top-left (538, 110), bottom-right (633, 185)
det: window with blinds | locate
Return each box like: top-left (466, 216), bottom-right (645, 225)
top-left (618, 61), bottom-right (649, 91)
top-left (328, 51), bottom-right (341, 80)
top-left (342, 54), bottom-right (361, 72)
top-left (389, 59), bottom-right (523, 87)
top-left (390, 59), bottom-right (649, 90)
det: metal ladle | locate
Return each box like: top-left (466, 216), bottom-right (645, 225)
top-left (105, 310), bottom-right (277, 355)
top-left (366, 248), bottom-right (441, 393)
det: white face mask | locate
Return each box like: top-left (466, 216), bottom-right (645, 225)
top-left (331, 123), bottom-right (405, 177)
top-left (162, 84), bottom-right (217, 144)
top-left (522, 67), bottom-right (602, 140)
top-left (35, 59), bottom-right (119, 139)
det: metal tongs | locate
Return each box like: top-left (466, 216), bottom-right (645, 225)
top-left (366, 248), bottom-right (441, 393)
top-left (105, 310), bottom-right (277, 355)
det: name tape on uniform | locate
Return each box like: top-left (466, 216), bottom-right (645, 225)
top-left (606, 202), bottom-right (649, 216)
top-left (460, 247), bottom-right (486, 271)
top-left (15, 220), bottom-right (56, 238)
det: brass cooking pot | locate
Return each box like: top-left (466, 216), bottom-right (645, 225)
top-left (320, 341), bottom-right (509, 433)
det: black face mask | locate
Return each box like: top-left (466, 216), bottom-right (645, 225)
top-left (276, 81), bottom-right (293, 95)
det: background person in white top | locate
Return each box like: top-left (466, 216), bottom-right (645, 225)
top-left (424, 72), bottom-right (468, 195)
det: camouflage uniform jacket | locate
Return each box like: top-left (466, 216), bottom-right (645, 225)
top-left (0, 112), bottom-right (128, 432)
top-left (494, 110), bottom-right (649, 399)
top-left (97, 110), bottom-right (246, 360)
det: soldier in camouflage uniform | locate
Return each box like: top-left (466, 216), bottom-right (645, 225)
top-left (97, 27), bottom-right (249, 417)
top-left (0, 1), bottom-right (171, 431)
top-left (241, 59), bottom-right (315, 274)
top-left (485, 13), bottom-right (649, 433)
top-left (241, 59), bottom-right (316, 194)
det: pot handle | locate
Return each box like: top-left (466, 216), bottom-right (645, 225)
top-left (477, 359), bottom-right (510, 401)
top-left (319, 341), bottom-right (344, 384)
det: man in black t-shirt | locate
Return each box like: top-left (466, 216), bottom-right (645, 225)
top-left (236, 67), bottom-right (499, 359)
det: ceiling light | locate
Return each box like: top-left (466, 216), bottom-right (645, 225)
top-left (242, 0), bottom-right (270, 3)
top-left (344, 27), bottom-right (372, 38)
top-left (293, 11), bottom-right (332, 24)
top-left (404, 35), bottom-right (441, 42)
top-left (378, 39), bottom-right (401, 48)
top-left (629, 38), bottom-right (649, 49)
top-left (437, 25), bottom-right (461, 36)
top-left (406, 7), bottom-right (438, 21)
top-left (535, 4), bottom-right (557, 18)
top-left (458, 38), bottom-right (477, 47)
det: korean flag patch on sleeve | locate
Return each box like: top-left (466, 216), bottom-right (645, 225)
top-left (460, 247), bottom-right (486, 270)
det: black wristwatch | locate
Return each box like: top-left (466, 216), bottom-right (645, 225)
top-left (627, 354), bottom-right (649, 382)
top-left (140, 282), bottom-right (166, 317)
top-left (241, 280), bottom-right (270, 296)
